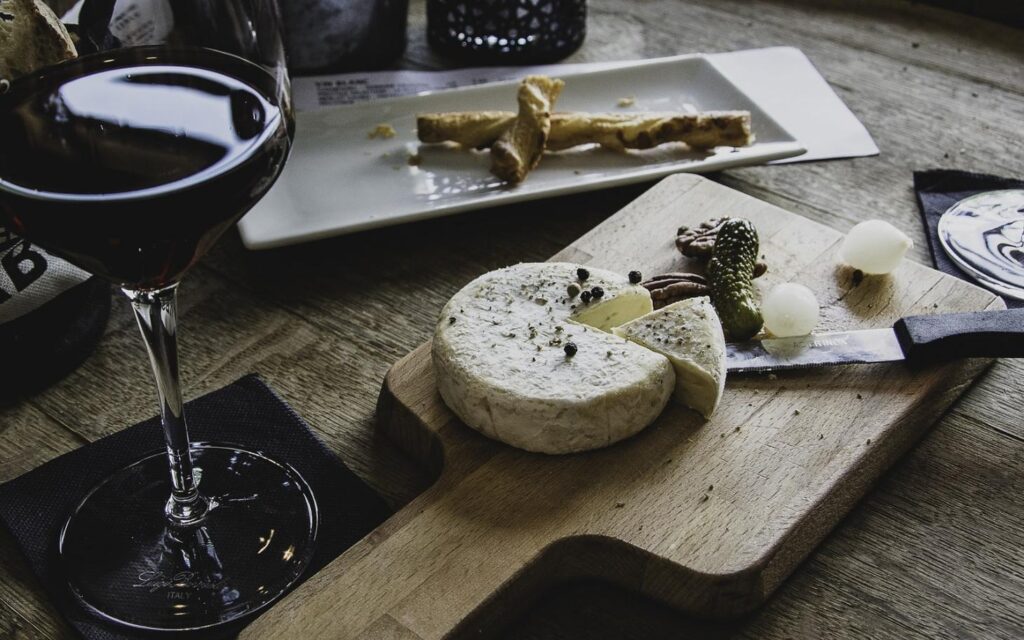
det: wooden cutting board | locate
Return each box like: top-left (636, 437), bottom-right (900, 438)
top-left (242, 175), bottom-right (1002, 640)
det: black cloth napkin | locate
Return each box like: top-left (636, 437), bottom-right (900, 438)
top-left (0, 374), bottom-right (392, 640)
top-left (913, 169), bottom-right (1024, 309)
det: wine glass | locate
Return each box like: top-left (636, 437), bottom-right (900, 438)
top-left (0, 1), bottom-right (317, 631)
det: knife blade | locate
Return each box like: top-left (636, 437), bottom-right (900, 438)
top-left (726, 308), bottom-right (1024, 373)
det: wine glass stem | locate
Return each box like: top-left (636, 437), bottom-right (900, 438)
top-left (124, 284), bottom-right (209, 526)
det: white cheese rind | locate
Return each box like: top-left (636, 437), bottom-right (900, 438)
top-left (612, 297), bottom-right (727, 418)
top-left (432, 262), bottom-right (674, 454)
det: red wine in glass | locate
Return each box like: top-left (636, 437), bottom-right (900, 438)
top-left (0, 46), bottom-right (318, 631)
top-left (0, 47), bottom-right (290, 289)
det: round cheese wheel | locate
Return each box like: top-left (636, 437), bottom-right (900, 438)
top-left (432, 262), bottom-right (674, 454)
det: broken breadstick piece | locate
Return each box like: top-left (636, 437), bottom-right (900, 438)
top-left (417, 111), bottom-right (753, 151)
top-left (490, 75), bottom-right (564, 184)
top-left (417, 111), bottom-right (515, 149)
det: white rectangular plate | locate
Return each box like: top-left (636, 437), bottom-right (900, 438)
top-left (238, 56), bottom-right (805, 249)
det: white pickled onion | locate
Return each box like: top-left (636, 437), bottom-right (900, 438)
top-left (840, 219), bottom-right (913, 275)
top-left (763, 283), bottom-right (819, 337)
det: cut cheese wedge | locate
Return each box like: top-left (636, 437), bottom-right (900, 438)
top-left (613, 297), bottom-right (727, 418)
top-left (432, 262), bottom-right (674, 454)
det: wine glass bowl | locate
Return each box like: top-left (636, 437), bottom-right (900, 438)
top-left (0, 46), bottom-right (291, 289)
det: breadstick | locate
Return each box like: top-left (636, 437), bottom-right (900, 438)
top-left (548, 111), bottom-right (752, 150)
top-left (489, 75), bottom-right (564, 184)
top-left (417, 111), bottom-right (753, 151)
top-left (417, 111), bottom-right (515, 149)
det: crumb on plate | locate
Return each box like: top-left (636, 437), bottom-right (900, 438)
top-left (616, 96), bottom-right (636, 107)
top-left (369, 123), bottom-right (397, 139)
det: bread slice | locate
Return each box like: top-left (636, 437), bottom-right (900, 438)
top-left (0, 0), bottom-right (77, 81)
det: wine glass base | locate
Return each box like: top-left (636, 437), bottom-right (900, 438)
top-left (59, 443), bottom-right (318, 632)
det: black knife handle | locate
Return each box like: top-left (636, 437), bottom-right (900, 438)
top-left (893, 308), bottom-right (1024, 363)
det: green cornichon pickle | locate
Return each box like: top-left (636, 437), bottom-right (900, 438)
top-left (708, 218), bottom-right (764, 340)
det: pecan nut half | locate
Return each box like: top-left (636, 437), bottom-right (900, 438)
top-left (642, 272), bottom-right (711, 309)
top-left (675, 217), bottom-right (730, 258)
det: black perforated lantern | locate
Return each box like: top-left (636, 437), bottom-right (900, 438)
top-left (427, 0), bottom-right (586, 64)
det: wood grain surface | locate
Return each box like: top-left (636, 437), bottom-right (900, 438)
top-left (3, 1), bottom-right (1022, 639)
top-left (238, 174), bottom-right (1003, 639)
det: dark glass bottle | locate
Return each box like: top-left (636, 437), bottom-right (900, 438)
top-left (427, 0), bottom-right (586, 64)
top-left (75, 0), bottom-right (408, 75)
top-left (279, 0), bottom-right (410, 74)
top-left (0, 228), bottom-right (110, 403)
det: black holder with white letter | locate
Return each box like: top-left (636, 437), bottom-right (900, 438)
top-left (0, 226), bottom-right (110, 403)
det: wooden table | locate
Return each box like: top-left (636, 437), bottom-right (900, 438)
top-left (3, 1), bottom-right (1022, 638)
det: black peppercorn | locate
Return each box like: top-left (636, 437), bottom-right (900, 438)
top-left (590, 286), bottom-right (604, 299)
top-left (576, 267), bottom-right (589, 281)
top-left (628, 270), bottom-right (642, 284)
top-left (580, 290), bottom-right (592, 303)
top-left (564, 342), bottom-right (578, 357)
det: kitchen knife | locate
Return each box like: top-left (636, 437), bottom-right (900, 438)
top-left (726, 308), bottom-right (1024, 373)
